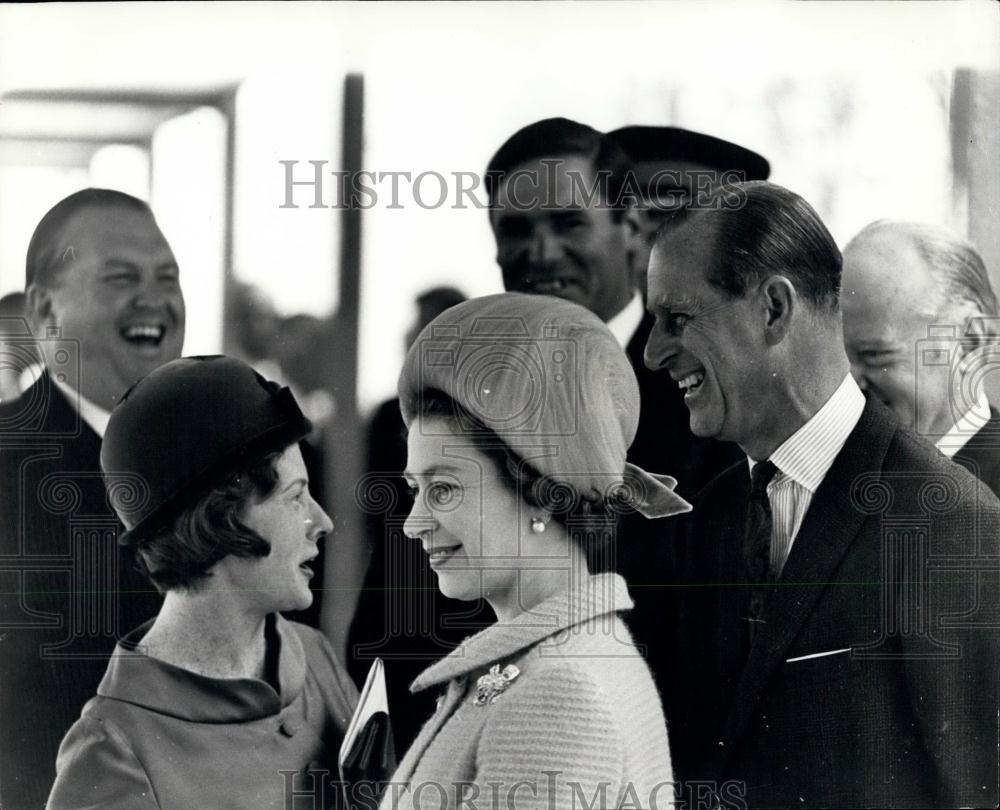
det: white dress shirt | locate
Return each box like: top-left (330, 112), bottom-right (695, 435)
top-left (52, 376), bottom-right (111, 438)
top-left (749, 374), bottom-right (866, 575)
top-left (935, 391), bottom-right (991, 458)
top-left (605, 292), bottom-right (645, 350)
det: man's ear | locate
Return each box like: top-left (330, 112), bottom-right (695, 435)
top-left (959, 311), bottom-right (998, 362)
top-left (760, 275), bottom-right (796, 346)
top-left (25, 283), bottom-right (53, 331)
top-left (620, 203), bottom-right (645, 288)
top-left (621, 202), bottom-right (642, 245)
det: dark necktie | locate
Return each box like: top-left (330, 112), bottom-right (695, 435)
top-left (745, 460), bottom-right (778, 642)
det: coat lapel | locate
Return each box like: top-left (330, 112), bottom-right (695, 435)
top-left (719, 399), bottom-right (895, 757)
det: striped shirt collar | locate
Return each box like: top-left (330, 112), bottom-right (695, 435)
top-left (750, 374), bottom-right (865, 493)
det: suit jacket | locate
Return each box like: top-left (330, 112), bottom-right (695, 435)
top-left (953, 407), bottom-right (1000, 498)
top-left (651, 398), bottom-right (1000, 809)
top-left (0, 374), bottom-right (163, 809)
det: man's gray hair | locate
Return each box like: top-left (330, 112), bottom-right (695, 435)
top-left (846, 220), bottom-right (997, 321)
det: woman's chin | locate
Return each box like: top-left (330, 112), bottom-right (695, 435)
top-left (434, 571), bottom-right (480, 602)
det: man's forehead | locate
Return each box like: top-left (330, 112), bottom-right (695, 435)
top-left (494, 153), bottom-right (601, 211)
top-left (58, 205), bottom-right (170, 254)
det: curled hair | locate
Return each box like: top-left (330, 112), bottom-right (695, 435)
top-left (412, 389), bottom-right (618, 572)
top-left (135, 450), bottom-right (283, 592)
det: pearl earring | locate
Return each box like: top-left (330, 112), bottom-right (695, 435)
top-left (530, 517), bottom-right (546, 534)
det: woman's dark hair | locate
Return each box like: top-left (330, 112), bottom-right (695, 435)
top-left (412, 389), bottom-right (618, 573)
top-left (134, 448), bottom-right (285, 592)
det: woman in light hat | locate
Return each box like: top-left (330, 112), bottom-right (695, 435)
top-left (47, 356), bottom-right (357, 810)
top-left (385, 293), bottom-right (688, 810)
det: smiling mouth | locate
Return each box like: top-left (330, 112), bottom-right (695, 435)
top-left (120, 323), bottom-right (167, 348)
top-left (426, 545), bottom-right (462, 567)
top-left (677, 370), bottom-right (705, 397)
top-left (521, 277), bottom-right (576, 296)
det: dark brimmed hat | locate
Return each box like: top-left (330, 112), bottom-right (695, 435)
top-left (101, 355), bottom-right (311, 546)
top-left (608, 125), bottom-right (770, 201)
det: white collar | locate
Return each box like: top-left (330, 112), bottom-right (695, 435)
top-left (936, 391), bottom-right (991, 458)
top-left (51, 376), bottom-right (111, 438)
top-left (605, 291), bottom-right (645, 349)
top-left (749, 374), bottom-right (866, 493)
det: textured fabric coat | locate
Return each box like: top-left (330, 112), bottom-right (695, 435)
top-left (647, 398), bottom-right (1000, 809)
top-left (0, 374), bottom-right (163, 809)
top-left (382, 573), bottom-right (675, 810)
top-left (46, 615), bottom-right (358, 810)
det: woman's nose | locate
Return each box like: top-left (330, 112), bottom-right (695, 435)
top-left (306, 499), bottom-right (334, 540)
top-left (403, 492), bottom-right (436, 540)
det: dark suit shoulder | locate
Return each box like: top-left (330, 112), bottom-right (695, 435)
top-left (886, 415), bottom-right (997, 495)
top-left (953, 409), bottom-right (1000, 498)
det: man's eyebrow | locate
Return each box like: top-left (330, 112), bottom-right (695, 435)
top-left (102, 260), bottom-right (141, 272)
top-left (103, 259), bottom-right (179, 272)
top-left (650, 293), bottom-right (695, 312)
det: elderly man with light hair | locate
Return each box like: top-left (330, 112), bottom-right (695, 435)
top-left (841, 220), bottom-right (1000, 494)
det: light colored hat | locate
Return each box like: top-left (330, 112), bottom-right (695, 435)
top-left (398, 292), bottom-right (690, 519)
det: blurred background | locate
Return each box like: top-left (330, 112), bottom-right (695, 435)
top-left (1, 0), bottom-right (997, 653)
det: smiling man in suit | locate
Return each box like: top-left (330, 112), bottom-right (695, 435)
top-left (842, 220), bottom-right (1000, 495)
top-left (644, 181), bottom-right (1000, 808)
top-left (0, 188), bottom-right (184, 808)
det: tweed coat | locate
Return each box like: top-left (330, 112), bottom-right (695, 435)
top-left (382, 573), bottom-right (675, 810)
top-left (647, 398), bottom-right (1000, 809)
top-left (0, 374), bottom-right (163, 809)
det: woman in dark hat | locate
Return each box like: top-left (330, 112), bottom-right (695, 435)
top-left (384, 293), bottom-right (688, 810)
top-left (47, 356), bottom-right (357, 810)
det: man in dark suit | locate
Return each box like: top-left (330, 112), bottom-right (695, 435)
top-left (644, 182), bottom-right (1000, 808)
top-left (842, 220), bottom-right (1000, 495)
top-left (0, 189), bottom-right (184, 808)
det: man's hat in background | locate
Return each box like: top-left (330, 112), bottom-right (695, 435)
top-left (608, 125), bottom-right (770, 209)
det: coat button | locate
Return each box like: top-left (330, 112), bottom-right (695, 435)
top-left (280, 719), bottom-right (300, 737)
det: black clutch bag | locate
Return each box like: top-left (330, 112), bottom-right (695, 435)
top-left (339, 658), bottom-right (397, 807)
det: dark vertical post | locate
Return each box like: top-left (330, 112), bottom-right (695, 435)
top-left (323, 73), bottom-right (365, 660)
